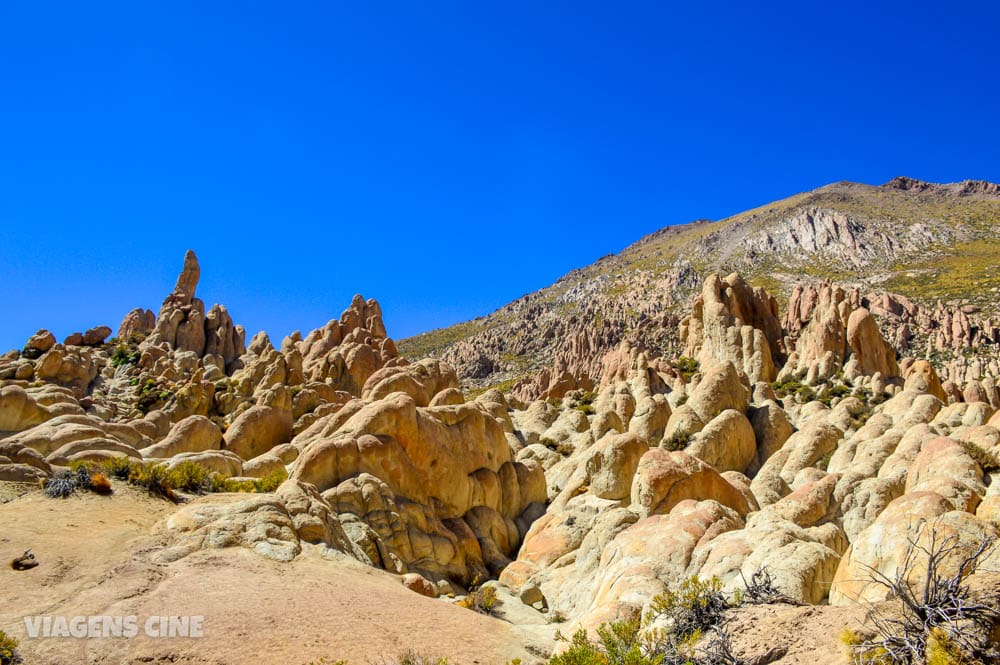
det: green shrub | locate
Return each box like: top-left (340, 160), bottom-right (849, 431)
top-left (663, 430), bottom-right (692, 452)
top-left (820, 383), bottom-right (852, 406)
top-left (671, 356), bottom-right (700, 381)
top-left (204, 467), bottom-right (288, 494)
top-left (136, 378), bottom-right (172, 414)
top-left (648, 576), bottom-right (730, 642)
top-left (387, 652), bottom-right (449, 665)
top-left (128, 462), bottom-right (178, 502)
top-left (458, 585), bottom-right (498, 615)
top-left (541, 437), bottom-right (575, 456)
top-left (102, 456), bottom-right (137, 480)
top-left (794, 385), bottom-right (817, 403)
top-left (550, 617), bottom-right (651, 665)
top-left (109, 344), bottom-right (140, 368)
top-left (960, 441), bottom-right (1000, 472)
top-left (0, 630), bottom-right (22, 665)
top-left (167, 460), bottom-right (210, 492)
top-left (253, 467), bottom-right (289, 492)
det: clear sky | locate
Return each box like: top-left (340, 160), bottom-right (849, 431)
top-left (2, 1), bottom-right (998, 352)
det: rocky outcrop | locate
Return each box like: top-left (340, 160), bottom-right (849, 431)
top-left (291, 391), bottom-right (546, 584)
top-left (782, 282), bottom-right (900, 383)
top-left (680, 273), bottom-right (784, 382)
top-left (142, 250), bottom-right (246, 365)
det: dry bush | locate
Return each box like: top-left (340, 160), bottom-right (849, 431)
top-left (846, 525), bottom-right (998, 664)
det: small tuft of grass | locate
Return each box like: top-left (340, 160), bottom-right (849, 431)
top-left (457, 585), bottom-right (498, 615)
top-left (663, 429), bottom-right (692, 451)
top-left (0, 629), bottom-right (22, 665)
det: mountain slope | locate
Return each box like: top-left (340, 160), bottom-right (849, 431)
top-left (398, 177), bottom-right (1000, 392)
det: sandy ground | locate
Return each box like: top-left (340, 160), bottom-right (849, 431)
top-left (0, 482), bottom-right (548, 665)
top-left (724, 602), bottom-right (867, 665)
top-left (8, 479), bottom-right (987, 665)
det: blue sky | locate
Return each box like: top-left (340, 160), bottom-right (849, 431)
top-left (2, 1), bottom-right (998, 352)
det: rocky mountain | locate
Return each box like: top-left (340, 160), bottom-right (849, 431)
top-left (398, 177), bottom-right (1000, 401)
top-left (3, 198), bottom-right (1000, 664)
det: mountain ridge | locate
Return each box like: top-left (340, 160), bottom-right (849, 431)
top-left (398, 176), bottom-right (1000, 396)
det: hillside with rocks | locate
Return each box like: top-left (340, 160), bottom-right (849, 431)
top-left (399, 177), bottom-right (1000, 402)
top-left (4, 212), bottom-right (1000, 664)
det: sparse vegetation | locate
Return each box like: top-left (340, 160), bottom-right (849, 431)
top-left (136, 377), bottom-right (173, 414)
top-left (820, 383), bottom-right (852, 406)
top-left (44, 470), bottom-right (80, 498)
top-left (457, 584), bottom-right (498, 615)
top-left (649, 576), bottom-right (730, 643)
top-left (845, 527), bottom-right (998, 664)
top-left (671, 356), bottom-right (700, 382)
top-left (738, 567), bottom-right (796, 606)
top-left (541, 437), bottom-right (575, 456)
top-left (549, 576), bottom-right (741, 665)
top-left (109, 343), bottom-right (141, 367)
top-left (959, 440), bottom-right (1000, 472)
top-left (44, 459), bottom-right (290, 503)
top-left (44, 463), bottom-right (111, 498)
top-left (575, 391), bottom-right (598, 416)
top-left (89, 471), bottom-right (113, 494)
top-left (127, 461), bottom-right (179, 502)
top-left (0, 630), bottom-right (22, 665)
top-left (663, 430), bottom-right (692, 452)
top-left (167, 459), bottom-right (211, 492)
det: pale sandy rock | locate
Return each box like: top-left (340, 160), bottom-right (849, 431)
top-left (401, 572), bottom-right (439, 597)
top-left (694, 512), bottom-right (845, 604)
top-left (751, 420), bottom-right (842, 506)
top-left (299, 295), bottom-right (399, 395)
top-left (576, 500), bottom-right (745, 632)
top-left (556, 432), bottom-right (648, 503)
top-left (686, 408), bottom-right (756, 473)
top-left (362, 358), bottom-right (460, 407)
top-left (275, 479), bottom-right (363, 557)
top-left (326, 472), bottom-right (489, 583)
top-left (681, 273), bottom-right (784, 383)
top-left (510, 400), bottom-right (560, 445)
top-left (3, 418), bottom-right (116, 456)
top-left (720, 470), bottom-right (760, 513)
top-left (0, 463), bottom-right (49, 482)
top-left (627, 393), bottom-right (671, 444)
top-left (140, 415), bottom-right (222, 458)
top-left (23, 329), bottom-right (56, 357)
top-left (81, 325), bottom-right (112, 346)
top-left (242, 454), bottom-right (287, 478)
top-left (904, 359), bottom-right (947, 402)
top-left (0, 438), bottom-right (50, 468)
top-left (686, 361), bottom-right (750, 424)
top-left (590, 409), bottom-right (624, 441)
top-left (846, 308), bottom-right (900, 378)
top-left (0, 384), bottom-right (53, 432)
top-left (117, 307), bottom-right (156, 341)
top-left (46, 437), bottom-right (142, 466)
top-left (630, 449), bottom-right (751, 517)
top-left (830, 494), bottom-right (1000, 605)
top-left (165, 450), bottom-right (243, 477)
top-left (289, 391), bottom-right (545, 583)
top-left (429, 387), bottom-right (465, 407)
top-left (976, 495), bottom-right (1000, 527)
top-left (905, 436), bottom-right (984, 512)
top-left (153, 493), bottom-right (301, 564)
top-left (224, 401), bottom-right (294, 461)
top-left (33, 345), bottom-right (100, 396)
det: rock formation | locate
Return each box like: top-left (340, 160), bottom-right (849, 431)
top-left (4, 226), bottom-right (1000, 663)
